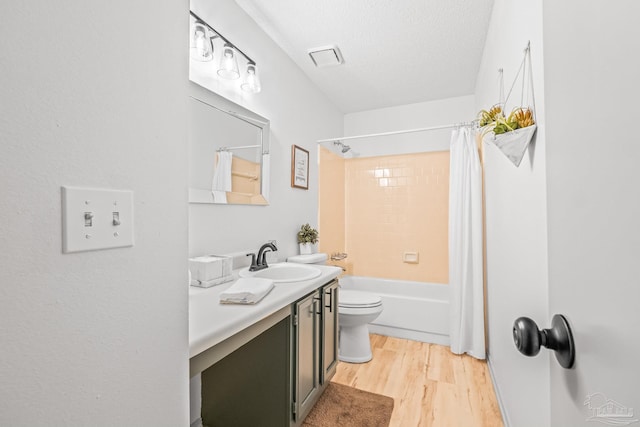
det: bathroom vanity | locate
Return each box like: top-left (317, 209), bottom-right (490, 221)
top-left (189, 264), bottom-right (341, 427)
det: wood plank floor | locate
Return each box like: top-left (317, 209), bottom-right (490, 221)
top-left (331, 334), bottom-right (504, 427)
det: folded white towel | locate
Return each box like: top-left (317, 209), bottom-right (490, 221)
top-left (219, 278), bottom-right (274, 305)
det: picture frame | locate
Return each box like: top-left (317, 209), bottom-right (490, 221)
top-left (291, 145), bottom-right (309, 190)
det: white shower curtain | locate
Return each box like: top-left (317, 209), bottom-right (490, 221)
top-left (448, 127), bottom-right (485, 359)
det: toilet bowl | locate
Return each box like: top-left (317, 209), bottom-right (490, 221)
top-left (338, 290), bottom-right (383, 363)
top-left (287, 253), bottom-right (384, 364)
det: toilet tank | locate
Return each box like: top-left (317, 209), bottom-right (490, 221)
top-left (287, 253), bottom-right (328, 265)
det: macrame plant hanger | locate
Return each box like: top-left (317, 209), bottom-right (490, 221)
top-left (488, 41), bottom-right (538, 167)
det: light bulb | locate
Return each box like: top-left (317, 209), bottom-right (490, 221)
top-left (217, 44), bottom-right (240, 79)
top-left (190, 21), bottom-right (213, 62)
top-left (241, 63), bottom-right (262, 93)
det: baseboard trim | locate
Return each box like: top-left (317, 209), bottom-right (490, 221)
top-left (487, 356), bottom-right (511, 427)
top-left (368, 324), bottom-right (450, 346)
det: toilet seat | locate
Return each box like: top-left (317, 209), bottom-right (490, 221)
top-left (339, 290), bottom-right (382, 309)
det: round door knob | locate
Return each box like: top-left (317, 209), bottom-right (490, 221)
top-left (512, 314), bottom-right (575, 369)
top-left (513, 317), bottom-right (543, 357)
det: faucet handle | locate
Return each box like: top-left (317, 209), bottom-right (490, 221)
top-left (246, 253), bottom-right (258, 271)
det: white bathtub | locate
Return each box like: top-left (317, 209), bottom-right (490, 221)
top-left (338, 275), bottom-right (450, 345)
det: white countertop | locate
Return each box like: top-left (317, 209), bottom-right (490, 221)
top-left (189, 263), bottom-right (342, 359)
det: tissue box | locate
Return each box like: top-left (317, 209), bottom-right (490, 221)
top-left (189, 255), bottom-right (232, 283)
top-left (190, 274), bottom-right (234, 288)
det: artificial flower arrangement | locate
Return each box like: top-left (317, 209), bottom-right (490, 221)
top-left (297, 223), bottom-right (319, 255)
top-left (478, 104), bottom-right (535, 136)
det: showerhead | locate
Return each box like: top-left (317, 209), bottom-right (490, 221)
top-left (333, 140), bottom-right (351, 154)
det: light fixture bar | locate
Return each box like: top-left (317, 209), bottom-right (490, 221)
top-left (189, 11), bottom-right (256, 66)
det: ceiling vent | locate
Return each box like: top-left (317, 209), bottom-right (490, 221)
top-left (308, 45), bottom-right (344, 68)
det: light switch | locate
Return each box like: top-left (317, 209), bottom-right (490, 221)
top-left (62, 186), bottom-right (134, 253)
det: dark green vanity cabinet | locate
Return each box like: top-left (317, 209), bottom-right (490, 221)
top-left (200, 315), bottom-right (291, 427)
top-left (291, 279), bottom-right (339, 425)
top-left (190, 304), bottom-right (291, 427)
top-left (321, 279), bottom-right (339, 383)
top-left (192, 279), bottom-right (339, 427)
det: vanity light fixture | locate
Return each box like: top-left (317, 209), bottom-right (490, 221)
top-left (241, 62), bottom-right (262, 93)
top-left (190, 11), bottom-right (262, 93)
top-left (190, 21), bottom-right (213, 62)
top-left (218, 44), bottom-right (240, 80)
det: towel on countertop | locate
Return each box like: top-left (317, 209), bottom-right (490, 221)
top-left (219, 277), bottom-right (274, 305)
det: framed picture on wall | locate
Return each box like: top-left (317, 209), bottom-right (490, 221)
top-left (291, 145), bottom-right (309, 190)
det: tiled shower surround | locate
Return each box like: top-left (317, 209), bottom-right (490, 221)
top-left (319, 148), bottom-right (449, 284)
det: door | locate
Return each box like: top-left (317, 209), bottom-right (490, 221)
top-left (321, 280), bottom-right (339, 383)
top-left (293, 292), bottom-right (319, 421)
top-left (544, 1), bottom-right (640, 425)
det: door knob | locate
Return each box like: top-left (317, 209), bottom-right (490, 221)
top-left (512, 314), bottom-right (575, 369)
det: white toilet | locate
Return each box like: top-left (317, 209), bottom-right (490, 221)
top-left (337, 289), bottom-right (383, 363)
top-left (287, 253), bottom-right (383, 363)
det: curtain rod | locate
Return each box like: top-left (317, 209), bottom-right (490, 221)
top-left (316, 121), bottom-right (478, 144)
top-left (217, 145), bottom-right (261, 151)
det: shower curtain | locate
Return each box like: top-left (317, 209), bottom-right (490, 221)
top-left (448, 127), bottom-right (485, 359)
top-left (211, 151), bottom-right (233, 204)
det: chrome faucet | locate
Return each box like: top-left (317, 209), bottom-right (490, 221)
top-left (247, 242), bottom-right (278, 271)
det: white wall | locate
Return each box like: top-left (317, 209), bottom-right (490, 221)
top-left (188, 0), bottom-right (343, 259)
top-left (0, 2), bottom-right (188, 426)
top-left (342, 96), bottom-right (475, 157)
top-left (475, 1), bottom-right (549, 426)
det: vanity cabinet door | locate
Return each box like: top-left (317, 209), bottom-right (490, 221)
top-left (293, 292), bottom-right (320, 422)
top-left (199, 316), bottom-right (291, 427)
top-left (321, 280), bottom-right (339, 384)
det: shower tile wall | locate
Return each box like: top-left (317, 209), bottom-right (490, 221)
top-left (320, 148), bottom-right (449, 283)
top-left (318, 147), bottom-right (347, 269)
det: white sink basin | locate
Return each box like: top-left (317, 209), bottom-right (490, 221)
top-left (239, 263), bottom-right (321, 283)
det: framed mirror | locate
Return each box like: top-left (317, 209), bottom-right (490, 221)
top-left (188, 82), bottom-right (270, 205)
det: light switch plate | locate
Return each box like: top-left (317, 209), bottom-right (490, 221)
top-left (62, 186), bottom-right (134, 253)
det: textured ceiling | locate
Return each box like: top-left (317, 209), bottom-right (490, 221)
top-left (235, 0), bottom-right (495, 113)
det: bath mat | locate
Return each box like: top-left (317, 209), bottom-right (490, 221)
top-left (302, 382), bottom-right (394, 427)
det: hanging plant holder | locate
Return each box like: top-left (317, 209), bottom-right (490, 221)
top-left (481, 42), bottom-right (538, 167)
top-left (487, 124), bottom-right (536, 167)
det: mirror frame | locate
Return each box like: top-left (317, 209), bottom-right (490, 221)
top-left (188, 81), bottom-right (270, 205)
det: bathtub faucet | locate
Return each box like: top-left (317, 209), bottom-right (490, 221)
top-left (247, 242), bottom-right (278, 271)
top-left (331, 252), bottom-right (348, 261)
